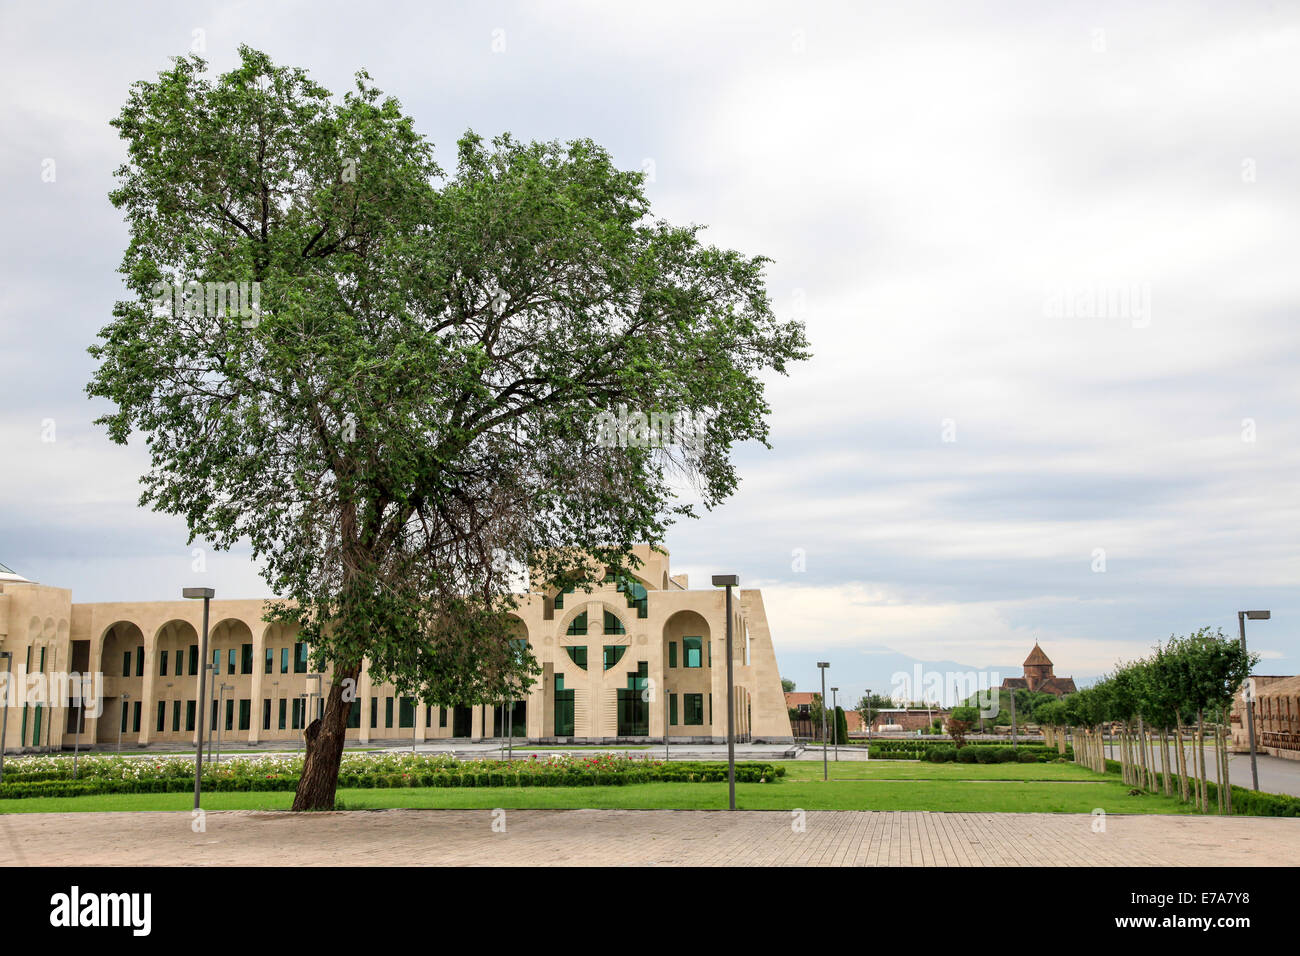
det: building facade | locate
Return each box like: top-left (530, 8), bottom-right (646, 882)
top-left (1000, 642), bottom-right (1077, 697)
top-left (1230, 675), bottom-right (1300, 762)
top-left (0, 548), bottom-right (794, 751)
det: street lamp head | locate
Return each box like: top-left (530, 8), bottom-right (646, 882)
top-left (1245, 610), bottom-right (1271, 620)
top-left (182, 587), bottom-right (215, 600)
top-left (711, 574), bottom-right (740, 588)
top-left (0, 651), bottom-right (11, 660)
top-left (831, 686), bottom-right (839, 692)
top-left (816, 661), bottom-right (829, 669)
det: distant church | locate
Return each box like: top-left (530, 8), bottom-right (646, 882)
top-left (1001, 642), bottom-right (1077, 696)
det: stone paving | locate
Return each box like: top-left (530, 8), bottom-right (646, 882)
top-left (2, 808), bottom-right (1297, 866)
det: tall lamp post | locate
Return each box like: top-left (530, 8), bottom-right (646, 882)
top-left (1238, 609), bottom-right (1270, 792)
top-left (865, 687), bottom-right (872, 762)
top-left (0, 651), bottom-right (12, 783)
top-left (183, 586), bottom-right (214, 811)
top-left (72, 673), bottom-right (88, 779)
top-left (206, 665), bottom-right (218, 764)
top-left (817, 661), bottom-right (830, 781)
top-left (305, 674), bottom-right (322, 756)
top-left (712, 574), bottom-right (740, 811)
top-left (830, 687), bottom-right (839, 762)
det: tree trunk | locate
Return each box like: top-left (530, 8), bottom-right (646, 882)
top-left (1216, 723), bottom-right (1227, 816)
top-left (1138, 718), bottom-right (1151, 789)
top-left (291, 663), bottom-right (361, 811)
top-left (1160, 730), bottom-right (1172, 796)
top-left (1195, 710), bottom-right (1206, 812)
top-left (1180, 723), bottom-right (1190, 806)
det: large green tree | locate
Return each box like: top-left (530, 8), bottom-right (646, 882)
top-left (90, 48), bottom-right (809, 809)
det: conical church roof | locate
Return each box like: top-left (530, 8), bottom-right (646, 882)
top-left (1023, 642), bottom-right (1053, 667)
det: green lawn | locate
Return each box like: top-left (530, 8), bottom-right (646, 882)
top-left (0, 775), bottom-right (1192, 815)
top-left (782, 760), bottom-right (1103, 782)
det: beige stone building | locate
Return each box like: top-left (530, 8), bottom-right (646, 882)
top-left (1230, 675), bottom-right (1300, 762)
top-left (0, 549), bottom-right (794, 751)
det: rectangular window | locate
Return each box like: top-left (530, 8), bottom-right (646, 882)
top-left (280, 647), bottom-right (289, 674)
top-left (684, 693), bottom-right (704, 726)
top-left (225, 698), bottom-right (234, 732)
top-left (370, 697), bottom-right (377, 729)
top-left (159, 650), bottom-right (168, 676)
top-left (212, 649), bottom-right (220, 675)
top-left (554, 674), bottom-right (575, 737)
top-left (156, 700), bottom-right (166, 732)
top-left (211, 698), bottom-right (218, 728)
top-left (294, 642), bottom-right (308, 674)
top-left (603, 645), bottom-right (627, 670)
top-left (425, 705), bottom-right (432, 726)
top-left (265, 648), bottom-right (273, 674)
top-left (291, 698), bottom-right (302, 730)
top-left (40, 647), bottom-right (46, 671)
top-left (188, 644), bottom-right (198, 676)
top-left (227, 648), bottom-right (237, 674)
top-left (683, 637), bottom-right (703, 668)
top-left (398, 697), bottom-right (414, 729)
top-left (670, 693), bottom-right (678, 726)
top-left (120, 700), bottom-right (128, 733)
top-left (132, 700), bottom-right (142, 733)
top-left (385, 697), bottom-right (394, 729)
top-left (241, 644), bottom-right (253, 675)
top-left (668, 641), bottom-right (677, 668)
top-left (186, 700), bottom-right (196, 732)
top-left (439, 707), bottom-right (447, 728)
top-left (347, 699), bottom-right (361, 729)
top-left (709, 693), bottom-right (712, 723)
top-left (135, 647), bottom-right (144, 677)
top-left (123, 651), bottom-right (131, 677)
top-left (278, 698), bottom-right (287, 730)
top-left (172, 699), bottom-right (181, 732)
top-left (238, 699), bottom-right (250, 731)
top-left (262, 698), bottom-right (271, 731)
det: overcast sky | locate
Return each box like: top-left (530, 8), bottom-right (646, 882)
top-left (1, 1), bottom-right (1296, 704)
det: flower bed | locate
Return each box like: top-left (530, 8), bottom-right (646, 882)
top-left (0, 752), bottom-right (784, 799)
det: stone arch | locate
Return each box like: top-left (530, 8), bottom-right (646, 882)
top-left (97, 620), bottom-right (146, 743)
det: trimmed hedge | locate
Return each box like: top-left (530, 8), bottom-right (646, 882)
top-left (867, 743), bottom-right (1069, 763)
top-left (0, 758), bottom-right (786, 800)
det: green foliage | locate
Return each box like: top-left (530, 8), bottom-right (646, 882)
top-left (88, 45), bottom-right (809, 791)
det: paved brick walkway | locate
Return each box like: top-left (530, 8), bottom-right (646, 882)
top-left (3, 809), bottom-right (1297, 866)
